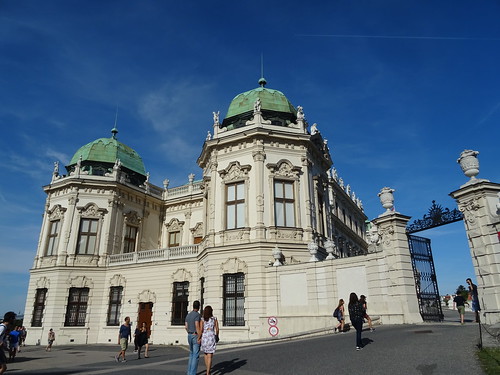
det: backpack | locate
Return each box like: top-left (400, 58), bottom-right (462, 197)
top-left (333, 307), bottom-right (339, 319)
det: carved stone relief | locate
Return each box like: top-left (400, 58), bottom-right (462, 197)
top-left (77, 203), bottom-right (107, 217)
top-left (165, 218), bottom-right (185, 231)
top-left (67, 275), bottom-right (94, 288)
top-left (109, 274), bottom-right (126, 287)
top-left (138, 289), bottom-right (156, 303)
top-left (219, 161), bottom-right (252, 182)
top-left (124, 211), bottom-right (141, 225)
top-left (221, 257), bottom-right (248, 274)
top-left (47, 205), bottom-right (66, 220)
top-left (191, 222), bottom-right (204, 237)
top-left (267, 160), bottom-right (301, 179)
top-left (35, 277), bottom-right (50, 289)
top-left (458, 197), bottom-right (481, 227)
top-left (172, 268), bottom-right (192, 282)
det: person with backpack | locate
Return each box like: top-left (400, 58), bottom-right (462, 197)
top-left (333, 299), bottom-right (345, 333)
top-left (0, 311), bottom-right (17, 374)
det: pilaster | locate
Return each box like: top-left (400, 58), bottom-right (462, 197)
top-left (372, 212), bottom-right (422, 323)
top-left (450, 181), bottom-right (500, 324)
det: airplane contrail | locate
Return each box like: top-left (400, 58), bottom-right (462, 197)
top-left (297, 34), bottom-right (500, 41)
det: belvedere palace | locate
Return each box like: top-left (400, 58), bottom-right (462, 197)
top-left (23, 79), bottom-right (500, 345)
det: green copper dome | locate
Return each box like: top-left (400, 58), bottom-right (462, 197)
top-left (222, 79), bottom-right (297, 129)
top-left (67, 129), bottom-right (146, 176)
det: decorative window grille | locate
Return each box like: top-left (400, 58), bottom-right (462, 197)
top-left (64, 287), bottom-right (89, 326)
top-left (31, 288), bottom-right (47, 327)
top-left (223, 273), bottom-right (245, 326)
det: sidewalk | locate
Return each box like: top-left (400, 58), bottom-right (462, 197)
top-left (5, 309), bottom-right (496, 374)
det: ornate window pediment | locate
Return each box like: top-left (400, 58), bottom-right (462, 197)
top-left (172, 268), bottom-right (192, 282)
top-left (190, 222), bottom-right (204, 237)
top-left (124, 211), bottom-right (141, 225)
top-left (165, 218), bottom-right (185, 231)
top-left (47, 205), bottom-right (66, 220)
top-left (267, 160), bottom-right (301, 179)
top-left (77, 203), bottom-right (107, 218)
top-left (67, 275), bottom-right (94, 288)
top-left (109, 274), bottom-right (126, 288)
top-left (219, 161), bottom-right (252, 182)
top-left (221, 257), bottom-right (248, 274)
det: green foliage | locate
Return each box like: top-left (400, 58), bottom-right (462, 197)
top-left (477, 348), bottom-right (500, 375)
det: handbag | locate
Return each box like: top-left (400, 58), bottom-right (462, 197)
top-left (215, 334), bottom-right (219, 343)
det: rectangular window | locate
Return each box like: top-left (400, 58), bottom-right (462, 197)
top-left (46, 220), bottom-right (60, 256)
top-left (171, 281), bottom-right (189, 325)
top-left (31, 288), bottom-right (47, 327)
top-left (76, 218), bottom-right (98, 255)
top-left (200, 277), bottom-right (205, 311)
top-left (64, 287), bottom-right (89, 326)
top-left (274, 180), bottom-right (295, 227)
top-left (124, 225), bottom-right (137, 253)
top-left (223, 273), bottom-right (245, 326)
top-left (106, 286), bottom-right (123, 326)
top-left (226, 182), bottom-right (245, 229)
top-left (168, 231), bottom-right (180, 247)
top-left (193, 236), bottom-right (203, 244)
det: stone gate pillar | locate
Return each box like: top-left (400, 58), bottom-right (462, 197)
top-left (450, 150), bottom-right (500, 325)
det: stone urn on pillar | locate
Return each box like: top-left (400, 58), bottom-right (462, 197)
top-left (378, 187), bottom-right (395, 215)
top-left (272, 245), bottom-right (282, 267)
top-left (457, 149), bottom-right (480, 181)
top-left (325, 239), bottom-right (336, 260)
top-left (308, 240), bottom-right (319, 262)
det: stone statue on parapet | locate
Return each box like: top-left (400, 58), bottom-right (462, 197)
top-left (310, 123), bottom-right (318, 135)
top-left (212, 111), bottom-right (220, 126)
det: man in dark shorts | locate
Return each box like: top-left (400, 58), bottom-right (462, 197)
top-left (185, 300), bottom-right (201, 375)
top-left (453, 293), bottom-right (466, 324)
top-left (0, 311), bottom-right (16, 374)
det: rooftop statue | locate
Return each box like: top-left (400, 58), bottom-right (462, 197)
top-left (297, 105), bottom-right (304, 120)
top-left (310, 123), bottom-right (318, 135)
top-left (212, 111), bottom-right (220, 126)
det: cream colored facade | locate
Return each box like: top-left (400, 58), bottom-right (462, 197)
top-left (24, 83), bottom-right (423, 346)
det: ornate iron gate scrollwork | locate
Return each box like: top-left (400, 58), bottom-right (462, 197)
top-left (407, 234), bottom-right (444, 322)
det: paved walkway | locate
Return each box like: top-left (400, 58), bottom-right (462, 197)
top-left (5, 309), bottom-right (497, 374)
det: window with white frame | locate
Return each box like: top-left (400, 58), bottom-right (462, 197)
top-left (226, 181), bottom-right (245, 229)
top-left (274, 180), bottom-right (295, 227)
top-left (168, 231), bottom-right (180, 247)
top-left (46, 220), bottom-right (60, 256)
top-left (76, 218), bottom-right (98, 255)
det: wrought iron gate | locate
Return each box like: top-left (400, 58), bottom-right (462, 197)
top-left (407, 234), bottom-right (444, 321)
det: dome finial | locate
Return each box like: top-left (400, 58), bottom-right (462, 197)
top-left (111, 107), bottom-right (118, 139)
top-left (259, 53), bottom-right (267, 87)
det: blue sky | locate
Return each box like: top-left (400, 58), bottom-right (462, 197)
top-left (1, 1), bottom-right (499, 316)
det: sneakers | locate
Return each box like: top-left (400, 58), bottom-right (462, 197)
top-left (334, 327), bottom-right (338, 333)
top-left (115, 356), bottom-right (120, 363)
top-left (370, 328), bottom-right (375, 332)
top-left (356, 346), bottom-right (362, 351)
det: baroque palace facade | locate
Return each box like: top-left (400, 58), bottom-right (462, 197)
top-left (24, 79), bottom-right (422, 346)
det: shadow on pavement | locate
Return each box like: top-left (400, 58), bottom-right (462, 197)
top-left (211, 357), bottom-right (248, 374)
